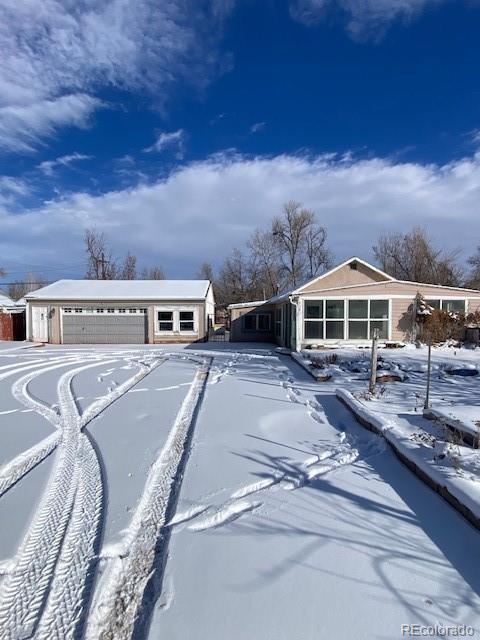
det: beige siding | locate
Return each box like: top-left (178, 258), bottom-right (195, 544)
top-left (230, 304), bottom-right (274, 342)
top-left (50, 306), bottom-right (61, 344)
top-left (391, 299), bottom-right (415, 341)
top-left (468, 299), bottom-right (480, 314)
top-left (299, 262), bottom-right (389, 294)
top-left (300, 280), bottom-right (480, 299)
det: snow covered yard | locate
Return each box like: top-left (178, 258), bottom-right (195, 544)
top-left (0, 343), bottom-right (479, 639)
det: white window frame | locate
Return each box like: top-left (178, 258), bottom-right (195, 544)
top-left (425, 298), bottom-right (467, 313)
top-left (302, 297), bottom-right (392, 343)
top-left (154, 305), bottom-right (198, 336)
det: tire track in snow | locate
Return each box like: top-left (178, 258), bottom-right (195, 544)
top-left (34, 434), bottom-right (103, 640)
top-left (86, 358), bottom-right (211, 640)
top-left (0, 361), bottom-right (114, 640)
top-left (35, 357), bottom-right (165, 640)
top-left (0, 359), bottom-right (117, 640)
top-left (0, 357), bottom-right (153, 506)
top-left (0, 432), bottom-right (60, 498)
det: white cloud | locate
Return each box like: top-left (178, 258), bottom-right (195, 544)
top-left (250, 122), bottom-right (266, 133)
top-left (0, 94), bottom-right (104, 153)
top-left (1, 150), bottom-right (480, 276)
top-left (0, 1), bottom-right (233, 152)
top-left (290, 0), bottom-right (445, 38)
top-left (37, 152), bottom-right (93, 176)
top-left (143, 130), bottom-right (186, 154)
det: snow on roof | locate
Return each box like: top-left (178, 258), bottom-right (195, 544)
top-left (25, 279), bottom-right (211, 301)
top-left (227, 300), bottom-right (268, 309)
top-left (0, 291), bottom-right (16, 307)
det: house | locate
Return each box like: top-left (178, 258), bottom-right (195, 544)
top-left (228, 257), bottom-right (480, 350)
top-left (25, 280), bottom-right (215, 344)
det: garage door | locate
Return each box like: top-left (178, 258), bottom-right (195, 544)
top-left (62, 313), bottom-right (147, 344)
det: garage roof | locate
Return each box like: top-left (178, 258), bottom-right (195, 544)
top-left (25, 279), bottom-right (211, 301)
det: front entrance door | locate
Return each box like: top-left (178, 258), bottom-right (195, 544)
top-left (32, 306), bottom-right (48, 342)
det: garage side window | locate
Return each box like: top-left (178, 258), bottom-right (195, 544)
top-left (158, 311), bottom-right (174, 332)
top-left (179, 311), bottom-right (194, 331)
top-left (155, 308), bottom-right (198, 334)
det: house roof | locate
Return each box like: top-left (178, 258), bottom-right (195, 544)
top-left (229, 257), bottom-right (480, 309)
top-left (254, 257), bottom-right (393, 305)
top-left (25, 279), bottom-right (211, 301)
top-left (0, 291), bottom-right (16, 307)
top-left (227, 300), bottom-right (268, 310)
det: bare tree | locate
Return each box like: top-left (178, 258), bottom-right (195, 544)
top-left (8, 272), bottom-right (48, 300)
top-left (0, 267), bottom-right (5, 278)
top-left (373, 227), bottom-right (462, 286)
top-left (248, 229), bottom-right (281, 298)
top-left (466, 247), bottom-right (480, 289)
top-left (140, 266), bottom-right (165, 280)
top-left (197, 262), bottom-right (214, 281)
top-left (216, 248), bottom-right (261, 304)
top-left (271, 201), bottom-right (330, 287)
top-left (84, 229), bottom-right (118, 279)
top-left (305, 224), bottom-right (332, 280)
top-left (121, 253), bottom-right (137, 280)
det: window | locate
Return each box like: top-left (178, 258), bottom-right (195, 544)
top-left (370, 300), bottom-right (389, 319)
top-left (443, 299), bottom-right (465, 313)
top-left (107, 308), bottom-right (114, 314)
top-left (326, 300), bottom-right (344, 319)
top-left (305, 301), bottom-right (323, 319)
top-left (304, 300), bottom-right (324, 340)
top-left (275, 307), bottom-right (283, 337)
top-left (179, 311), bottom-right (194, 332)
top-left (347, 299), bottom-right (389, 340)
top-left (129, 308), bottom-right (137, 314)
top-left (348, 321), bottom-right (368, 340)
top-left (426, 299), bottom-right (466, 313)
top-left (63, 308), bottom-right (72, 313)
top-left (96, 308), bottom-right (104, 313)
top-left (349, 300), bottom-right (368, 319)
top-left (118, 308), bottom-right (126, 314)
top-left (74, 308), bottom-right (83, 313)
top-left (155, 308), bottom-right (197, 333)
top-left (158, 311), bottom-right (174, 332)
top-left (325, 300), bottom-right (344, 339)
top-left (140, 308), bottom-right (147, 314)
top-left (371, 321), bottom-right (389, 339)
top-left (326, 321), bottom-right (344, 339)
top-left (304, 298), bottom-right (390, 342)
top-left (243, 313), bottom-right (271, 332)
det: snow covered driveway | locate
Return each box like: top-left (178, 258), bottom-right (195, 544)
top-left (0, 345), bottom-right (479, 639)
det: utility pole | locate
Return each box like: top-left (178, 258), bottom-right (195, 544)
top-left (424, 341), bottom-right (432, 410)
top-left (369, 328), bottom-right (379, 394)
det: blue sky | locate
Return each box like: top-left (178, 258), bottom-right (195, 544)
top-left (1, 0), bottom-right (480, 281)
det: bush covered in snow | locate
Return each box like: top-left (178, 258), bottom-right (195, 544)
top-left (416, 293), bottom-right (480, 344)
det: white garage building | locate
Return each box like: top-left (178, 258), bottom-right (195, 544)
top-left (25, 279), bottom-right (215, 344)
